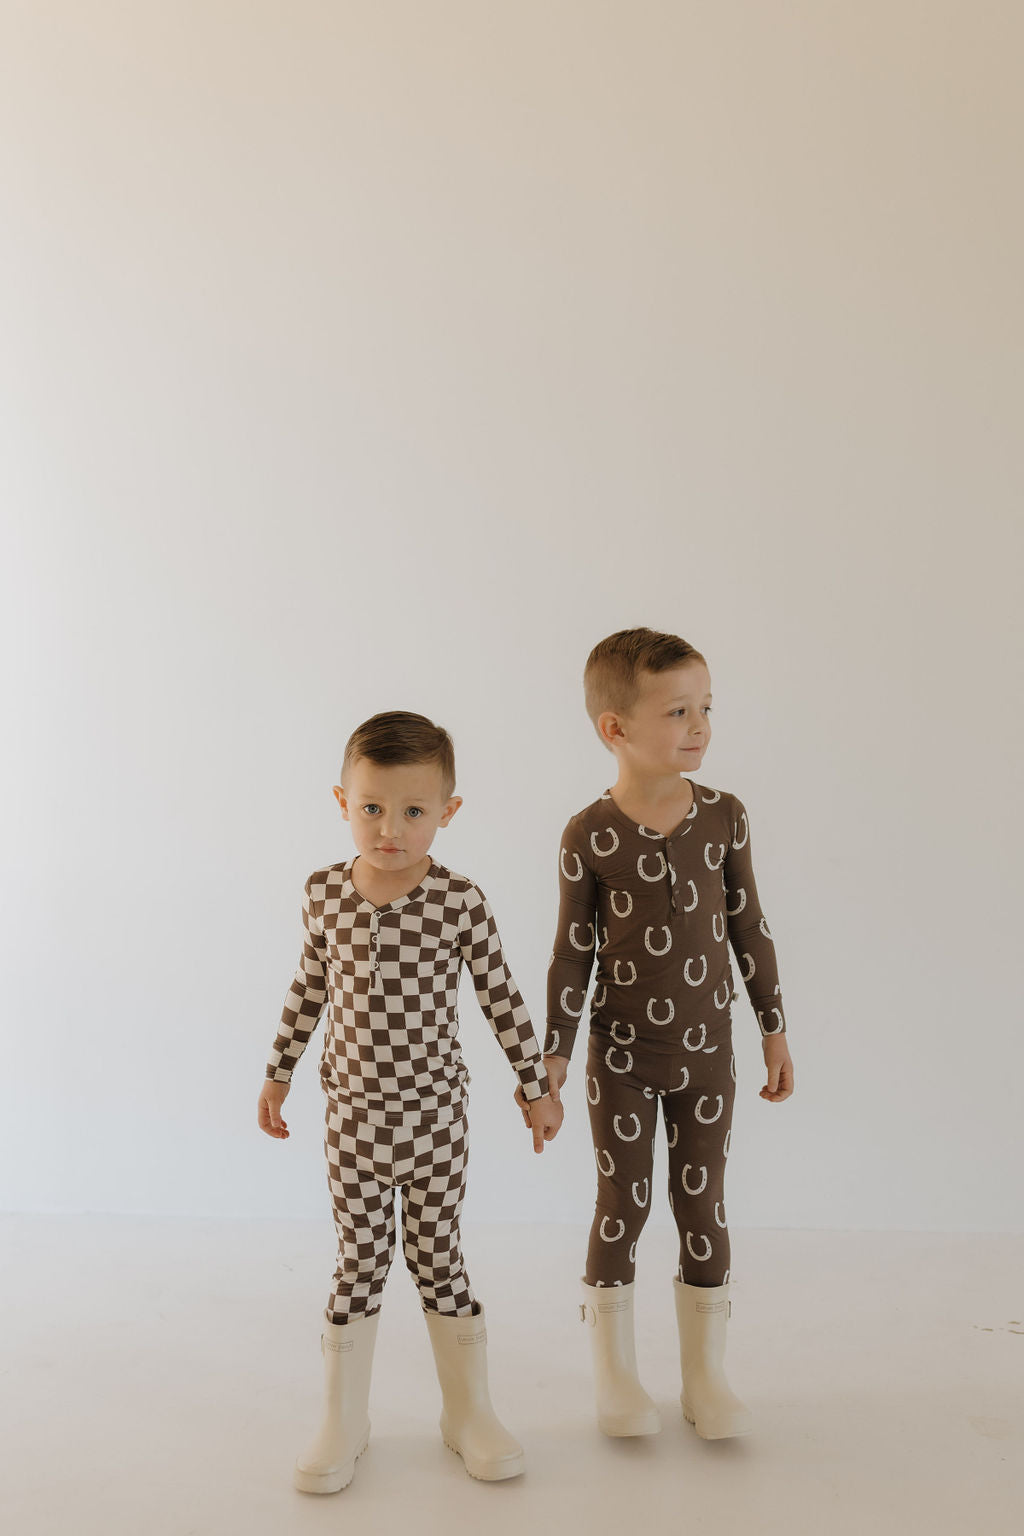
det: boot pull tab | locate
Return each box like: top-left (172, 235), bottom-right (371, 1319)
top-left (579, 1303), bottom-right (597, 1326)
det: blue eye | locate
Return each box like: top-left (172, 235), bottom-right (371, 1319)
top-left (363, 804), bottom-right (380, 815)
top-left (407, 807), bottom-right (424, 819)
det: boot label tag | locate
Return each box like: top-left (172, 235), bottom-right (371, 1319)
top-left (597, 1298), bottom-right (628, 1315)
top-left (324, 1338), bottom-right (354, 1353)
top-left (457, 1328), bottom-right (487, 1346)
top-left (696, 1301), bottom-right (726, 1315)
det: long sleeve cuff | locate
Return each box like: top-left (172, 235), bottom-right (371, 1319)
top-left (543, 1020), bottom-right (579, 1059)
top-left (517, 1056), bottom-right (550, 1101)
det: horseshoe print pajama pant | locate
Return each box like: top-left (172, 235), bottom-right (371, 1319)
top-left (584, 1023), bottom-right (736, 1288)
top-left (323, 1097), bottom-right (477, 1322)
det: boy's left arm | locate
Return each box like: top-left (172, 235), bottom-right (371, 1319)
top-left (723, 797), bottom-right (794, 1102)
top-left (458, 881), bottom-right (563, 1150)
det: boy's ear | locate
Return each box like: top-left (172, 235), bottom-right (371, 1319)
top-left (332, 785), bottom-right (350, 820)
top-left (597, 710), bottom-right (624, 750)
top-left (439, 794), bottom-right (463, 828)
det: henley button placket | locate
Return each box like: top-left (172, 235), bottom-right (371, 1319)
top-left (369, 910), bottom-right (381, 989)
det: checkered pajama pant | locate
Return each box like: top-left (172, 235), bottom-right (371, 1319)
top-left (323, 1097), bottom-right (477, 1322)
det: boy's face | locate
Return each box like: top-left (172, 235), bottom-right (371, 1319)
top-left (602, 660), bottom-right (713, 776)
top-left (333, 758), bottom-right (461, 874)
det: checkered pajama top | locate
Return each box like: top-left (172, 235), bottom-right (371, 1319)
top-left (266, 859), bottom-right (549, 1126)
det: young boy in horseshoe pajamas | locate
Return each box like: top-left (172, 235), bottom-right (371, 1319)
top-left (527, 627), bottom-right (794, 1440)
top-left (259, 711), bottom-right (561, 1492)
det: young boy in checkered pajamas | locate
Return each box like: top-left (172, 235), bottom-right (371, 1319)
top-left (258, 711), bottom-right (562, 1492)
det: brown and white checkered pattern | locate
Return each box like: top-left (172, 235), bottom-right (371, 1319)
top-left (324, 1099), bottom-right (475, 1320)
top-left (267, 859), bottom-right (547, 1126)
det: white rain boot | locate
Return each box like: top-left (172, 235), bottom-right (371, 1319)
top-left (580, 1280), bottom-right (661, 1436)
top-left (293, 1310), bottom-right (379, 1493)
top-left (674, 1278), bottom-right (752, 1439)
top-left (423, 1304), bottom-right (525, 1481)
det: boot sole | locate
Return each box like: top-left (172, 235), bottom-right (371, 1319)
top-left (682, 1403), bottom-right (753, 1439)
top-left (442, 1436), bottom-right (525, 1481)
top-left (293, 1430), bottom-right (370, 1493)
top-left (598, 1412), bottom-right (662, 1437)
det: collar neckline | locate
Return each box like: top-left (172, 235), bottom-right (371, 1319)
top-left (602, 780), bottom-right (700, 841)
top-left (341, 856), bottom-right (438, 913)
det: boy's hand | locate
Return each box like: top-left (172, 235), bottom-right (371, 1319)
top-left (523, 1091), bottom-right (563, 1153)
top-left (258, 1079), bottom-right (291, 1138)
top-left (760, 1036), bottom-right (794, 1102)
top-left (514, 1054), bottom-right (568, 1127)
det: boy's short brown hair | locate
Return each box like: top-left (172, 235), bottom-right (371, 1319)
top-left (341, 711), bottom-right (457, 798)
top-left (583, 628), bottom-right (707, 727)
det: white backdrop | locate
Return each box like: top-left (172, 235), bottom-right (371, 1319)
top-left (2, 1), bottom-right (1021, 1233)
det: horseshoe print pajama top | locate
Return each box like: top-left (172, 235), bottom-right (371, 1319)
top-left (545, 783), bottom-right (787, 1288)
top-left (268, 859), bottom-right (549, 1320)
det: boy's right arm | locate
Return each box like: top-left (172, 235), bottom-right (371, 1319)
top-left (544, 813), bottom-right (598, 1074)
top-left (515, 817), bottom-right (595, 1129)
top-left (258, 873), bottom-right (329, 1137)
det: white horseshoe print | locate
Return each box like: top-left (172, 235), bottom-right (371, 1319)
top-left (609, 889), bottom-right (633, 919)
top-left (701, 788), bottom-right (721, 803)
top-left (726, 887), bottom-right (747, 916)
top-left (569, 921), bottom-right (596, 952)
top-left (643, 1088), bottom-right (655, 1100)
top-left (560, 849), bottom-right (583, 882)
top-left (613, 1113), bottom-right (643, 1142)
top-left (599, 926), bottom-right (609, 951)
top-left (631, 1178), bottom-right (650, 1208)
top-left (723, 1128), bottom-right (732, 1158)
top-left (683, 1023), bottom-right (707, 1051)
top-left (666, 1121), bottom-right (679, 1148)
top-left (668, 862), bottom-right (677, 886)
top-left (712, 912), bottom-right (726, 942)
top-left (683, 880), bottom-right (698, 912)
top-left (647, 997), bottom-right (675, 1026)
top-left (684, 955), bottom-right (708, 987)
top-left (628, 1240), bottom-right (638, 1263)
top-left (714, 1202), bottom-right (727, 1229)
top-left (610, 1019), bottom-right (636, 1046)
top-left (686, 1232), bottom-right (713, 1262)
top-left (760, 916), bottom-right (773, 939)
top-left (548, 1029), bottom-right (560, 1054)
top-left (596, 1148), bottom-right (615, 1176)
top-left (613, 959), bottom-right (637, 986)
top-left (702, 1044), bottom-right (719, 1054)
top-left (638, 824), bottom-right (663, 840)
top-left (637, 852), bottom-right (667, 882)
top-left (740, 952), bottom-right (756, 980)
top-left (560, 986), bottom-right (585, 1017)
top-left (644, 925), bottom-right (672, 956)
top-left (586, 1074), bottom-right (601, 1105)
top-left (600, 1216), bottom-right (625, 1243)
top-left (681, 1163), bottom-right (708, 1196)
top-left (605, 1046), bottom-right (633, 1075)
top-left (704, 841), bottom-right (727, 871)
top-left (723, 1268), bottom-right (730, 1284)
top-left (730, 1052), bottom-right (736, 1083)
top-left (668, 1190), bottom-right (675, 1214)
top-left (732, 812), bottom-right (749, 850)
top-left (714, 978), bottom-right (731, 1009)
top-left (695, 1094), bottom-right (724, 1124)
top-left (591, 827), bottom-right (620, 857)
top-left (677, 1064), bottom-right (690, 1090)
top-left (758, 1007), bottom-right (785, 1034)
top-left (592, 984), bottom-right (607, 1009)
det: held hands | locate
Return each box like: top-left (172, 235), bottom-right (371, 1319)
top-left (258, 1079), bottom-right (291, 1138)
top-left (760, 1035), bottom-right (794, 1102)
top-left (514, 1053), bottom-right (569, 1152)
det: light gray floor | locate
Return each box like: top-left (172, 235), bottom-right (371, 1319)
top-left (2, 1215), bottom-right (1021, 1535)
